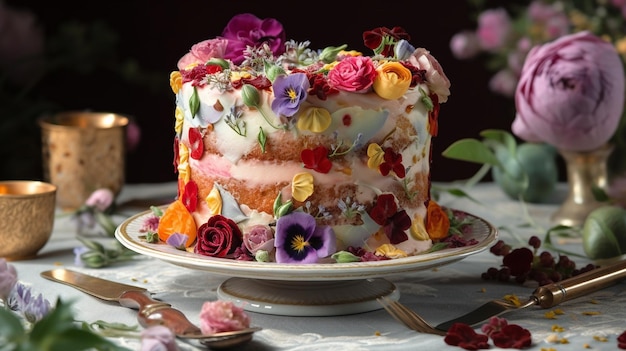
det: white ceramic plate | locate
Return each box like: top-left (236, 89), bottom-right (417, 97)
top-left (116, 208), bottom-right (498, 281)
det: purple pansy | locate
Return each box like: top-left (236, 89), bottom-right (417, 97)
top-left (270, 73), bottom-right (310, 117)
top-left (274, 211), bottom-right (336, 264)
top-left (0, 258), bottom-right (17, 302)
top-left (220, 13), bottom-right (286, 65)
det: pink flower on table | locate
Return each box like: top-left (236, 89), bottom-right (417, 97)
top-left (0, 258), bottom-right (17, 302)
top-left (327, 56), bottom-right (377, 93)
top-left (476, 8), bottom-right (512, 52)
top-left (220, 13), bottom-right (286, 65)
top-left (85, 188), bottom-right (114, 212)
top-left (512, 31), bottom-right (625, 152)
top-left (140, 325), bottom-right (180, 351)
top-left (199, 300), bottom-right (251, 334)
top-left (177, 38), bottom-right (228, 70)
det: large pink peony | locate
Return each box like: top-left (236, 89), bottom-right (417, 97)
top-left (512, 31), bottom-right (625, 152)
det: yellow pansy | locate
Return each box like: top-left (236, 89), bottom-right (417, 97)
top-left (375, 244), bottom-right (408, 259)
top-left (292, 172), bottom-right (314, 202)
top-left (410, 214), bottom-right (430, 241)
top-left (174, 106), bottom-right (184, 134)
top-left (373, 61), bottom-right (412, 100)
top-left (367, 143), bottom-right (385, 169)
top-left (169, 71), bottom-right (182, 94)
top-left (178, 143), bottom-right (190, 183)
top-left (296, 106), bottom-right (332, 133)
top-left (205, 186), bottom-right (222, 215)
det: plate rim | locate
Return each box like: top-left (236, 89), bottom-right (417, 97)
top-left (115, 207), bottom-right (498, 281)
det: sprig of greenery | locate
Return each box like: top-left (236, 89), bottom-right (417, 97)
top-left (0, 298), bottom-right (133, 351)
top-left (75, 237), bottom-right (138, 269)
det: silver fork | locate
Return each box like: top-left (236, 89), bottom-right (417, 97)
top-left (377, 297), bottom-right (446, 336)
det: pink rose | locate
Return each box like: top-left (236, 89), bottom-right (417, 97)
top-left (476, 8), bottom-right (512, 52)
top-left (220, 13), bottom-right (286, 65)
top-left (195, 215), bottom-right (243, 258)
top-left (328, 56), bottom-right (377, 93)
top-left (513, 31), bottom-right (625, 151)
top-left (199, 300), bottom-right (250, 334)
top-left (408, 48), bottom-right (451, 103)
top-left (177, 38), bottom-right (228, 70)
top-left (242, 224), bottom-right (275, 254)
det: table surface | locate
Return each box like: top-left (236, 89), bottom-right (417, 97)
top-left (9, 182), bottom-right (626, 350)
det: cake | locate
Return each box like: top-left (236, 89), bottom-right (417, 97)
top-left (157, 13), bottom-right (456, 264)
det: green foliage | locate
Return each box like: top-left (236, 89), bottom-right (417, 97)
top-left (0, 298), bottom-right (132, 351)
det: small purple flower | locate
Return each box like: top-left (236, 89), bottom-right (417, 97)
top-left (0, 258), bottom-right (18, 302)
top-left (73, 246), bottom-right (89, 267)
top-left (140, 325), bottom-right (180, 351)
top-left (10, 282), bottom-right (51, 323)
top-left (274, 211), bottom-right (336, 264)
top-left (166, 233), bottom-right (189, 250)
top-left (270, 73), bottom-right (309, 117)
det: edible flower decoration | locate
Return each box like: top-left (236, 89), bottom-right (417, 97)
top-left (444, 317), bottom-right (532, 350)
top-left (274, 211), bottom-right (336, 263)
top-left (368, 194), bottom-right (411, 244)
top-left (271, 73), bottom-right (310, 117)
top-left (195, 214), bottom-right (243, 258)
top-left (301, 146), bottom-right (332, 174)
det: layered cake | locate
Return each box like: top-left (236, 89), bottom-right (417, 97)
top-left (157, 13), bottom-right (455, 263)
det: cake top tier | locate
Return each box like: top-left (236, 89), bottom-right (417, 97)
top-left (172, 13), bottom-right (450, 113)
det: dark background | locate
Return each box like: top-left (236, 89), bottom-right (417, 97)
top-left (9, 0), bottom-right (517, 184)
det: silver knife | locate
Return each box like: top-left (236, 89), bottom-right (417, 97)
top-left (41, 268), bottom-right (204, 336)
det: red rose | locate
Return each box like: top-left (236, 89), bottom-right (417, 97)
top-left (195, 215), bottom-right (243, 258)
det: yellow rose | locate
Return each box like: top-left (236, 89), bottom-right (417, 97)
top-left (373, 62), bottom-right (412, 100)
top-left (169, 71), bottom-right (182, 94)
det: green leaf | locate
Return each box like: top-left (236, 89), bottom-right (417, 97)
top-left (0, 307), bottom-right (26, 342)
top-left (442, 139), bottom-right (500, 166)
top-left (189, 87), bottom-right (200, 118)
top-left (258, 127), bottom-right (267, 153)
top-left (479, 129), bottom-right (517, 156)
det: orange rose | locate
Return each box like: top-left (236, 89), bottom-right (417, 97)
top-left (426, 200), bottom-right (450, 241)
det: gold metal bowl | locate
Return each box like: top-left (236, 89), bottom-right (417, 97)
top-left (0, 181), bottom-right (57, 260)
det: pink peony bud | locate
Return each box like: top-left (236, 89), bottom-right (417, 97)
top-left (512, 31), bottom-right (625, 151)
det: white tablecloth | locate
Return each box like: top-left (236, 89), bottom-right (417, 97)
top-left (9, 182), bottom-right (626, 350)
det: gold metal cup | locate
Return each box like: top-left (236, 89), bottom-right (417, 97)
top-left (38, 111), bottom-right (129, 211)
top-left (0, 180), bottom-right (57, 260)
